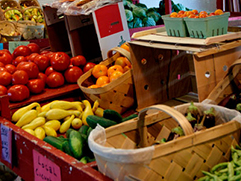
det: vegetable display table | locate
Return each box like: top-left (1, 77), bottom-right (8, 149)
top-left (129, 26), bottom-right (241, 110)
top-left (0, 88), bottom-right (112, 181)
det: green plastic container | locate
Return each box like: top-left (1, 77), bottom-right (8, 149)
top-left (161, 14), bottom-right (188, 37)
top-left (184, 12), bottom-right (230, 39)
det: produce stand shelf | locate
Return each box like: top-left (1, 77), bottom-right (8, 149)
top-left (0, 95), bottom-right (112, 181)
top-left (129, 26), bottom-right (241, 110)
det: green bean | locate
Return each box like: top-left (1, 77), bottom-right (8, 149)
top-left (202, 171), bottom-right (222, 181)
top-left (230, 173), bottom-right (241, 181)
top-left (198, 175), bottom-right (209, 181)
top-left (228, 162), bottom-right (234, 180)
top-left (210, 162), bottom-right (228, 173)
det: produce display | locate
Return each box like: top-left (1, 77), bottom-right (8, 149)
top-left (23, 7), bottom-right (44, 23)
top-left (198, 145), bottom-right (241, 180)
top-left (0, 43), bottom-right (93, 102)
top-left (4, 8), bottom-right (23, 21)
top-left (11, 99), bottom-right (137, 163)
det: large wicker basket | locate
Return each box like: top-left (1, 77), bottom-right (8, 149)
top-left (78, 46), bottom-right (135, 114)
top-left (88, 103), bottom-right (241, 181)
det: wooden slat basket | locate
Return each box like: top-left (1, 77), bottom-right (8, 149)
top-left (78, 46), bottom-right (135, 114)
top-left (206, 58), bottom-right (241, 106)
top-left (88, 103), bottom-right (241, 181)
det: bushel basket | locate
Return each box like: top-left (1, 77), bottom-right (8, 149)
top-left (88, 103), bottom-right (241, 181)
top-left (78, 46), bottom-right (135, 114)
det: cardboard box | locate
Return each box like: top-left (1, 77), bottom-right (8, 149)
top-left (43, 2), bottom-right (130, 61)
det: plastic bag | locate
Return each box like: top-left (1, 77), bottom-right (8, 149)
top-left (64, 0), bottom-right (121, 15)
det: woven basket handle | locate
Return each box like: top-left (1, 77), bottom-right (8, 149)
top-left (138, 104), bottom-right (193, 148)
top-left (206, 58), bottom-right (241, 102)
top-left (107, 46), bottom-right (131, 62)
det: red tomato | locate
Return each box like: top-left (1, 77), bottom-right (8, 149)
top-left (0, 50), bottom-right (13, 64)
top-left (27, 79), bottom-right (45, 94)
top-left (12, 70), bottom-right (29, 85)
top-left (37, 72), bottom-right (47, 83)
top-left (83, 62), bottom-right (96, 73)
top-left (33, 55), bottom-right (50, 72)
top-left (64, 66), bottom-right (83, 83)
top-left (0, 67), bottom-right (8, 72)
top-left (0, 62), bottom-right (4, 67)
top-left (0, 85), bottom-right (7, 96)
top-left (50, 52), bottom-right (70, 71)
top-left (44, 52), bottom-right (55, 60)
top-left (12, 45), bottom-right (31, 59)
top-left (16, 62), bottom-right (39, 79)
top-left (26, 53), bottom-right (39, 62)
top-left (45, 66), bottom-right (56, 76)
top-left (0, 71), bottom-right (12, 86)
top-left (7, 85), bottom-right (30, 102)
top-left (12, 56), bottom-right (27, 66)
top-left (71, 55), bottom-right (87, 67)
top-left (46, 72), bottom-right (65, 88)
top-left (27, 43), bottom-right (40, 54)
top-left (1, 49), bottom-right (11, 55)
top-left (40, 50), bottom-right (51, 55)
top-left (5, 64), bottom-right (16, 74)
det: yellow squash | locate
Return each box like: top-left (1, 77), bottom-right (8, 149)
top-left (34, 127), bottom-right (45, 140)
top-left (43, 125), bottom-right (57, 137)
top-left (22, 117), bottom-right (46, 130)
top-left (23, 128), bottom-right (35, 136)
top-left (45, 108), bottom-right (80, 120)
top-left (12, 102), bottom-right (40, 122)
top-left (59, 115), bottom-right (75, 133)
top-left (71, 118), bottom-right (82, 129)
top-left (15, 110), bottom-right (38, 128)
top-left (82, 100), bottom-right (94, 126)
top-left (44, 120), bottom-right (61, 131)
top-left (50, 100), bottom-right (83, 112)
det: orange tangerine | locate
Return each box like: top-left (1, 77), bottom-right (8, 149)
top-left (178, 10), bottom-right (185, 15)
top-left (115, 57), bottom-right (131, 68)
top-left (88, 84), bottom-right (100, 88)
top-left (92, 64), bottom-right (108, 78)
top-left (96, 76), bottom-right (110, 86)
top-left (170, 12), bottom-right (178, 18)
top-left (214, 9), bottom-right (224, 15)
top-left (109, 71), bottom-right (123, 82)
top-left (107, 65), bottom-right (123, 77)
top-left (120, 42), bottom-right (130, 52)
top-left (192, 9), bottom-right (199, 15)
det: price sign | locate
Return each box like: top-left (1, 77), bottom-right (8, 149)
top-left (0, 43), bottom-right (3, 50)
top-left (8, 41), bottom-right (30, 54)
top-left (0, 124), bottom-right (12, 165)
top-left (33, 149), bottom-right (61, 181)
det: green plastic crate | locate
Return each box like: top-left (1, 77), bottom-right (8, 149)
top-left (184, 12), bottom-right (230, 39)
top-left (161, 14), bottom-right (188, 37)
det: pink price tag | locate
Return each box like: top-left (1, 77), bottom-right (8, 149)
top-left (1, 124), bottom-right (12, 165)
top-left (33, 149), bottom-right (61, 181)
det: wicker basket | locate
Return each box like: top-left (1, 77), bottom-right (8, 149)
top-left (206, 58), bottom-right (241, 106)
top-left (78, 46), bottom-right (135, 114)
top-left (88, 103), bottom-right (241, 181)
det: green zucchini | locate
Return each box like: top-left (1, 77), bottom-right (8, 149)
top-left (66, 128), bottom-right (75, 138)
top-left (69, 130), bottom-right (85, 159)
top-left (122, 113), bottom-right (138, 122)
top-left (79, 125), bottom-right (89, 135)
top-left (43, 136), bottom-right (65, 151)
top-left (62, 140), bottom-right (73, 157)
top-left (86, 127), bottom-right (93, 138)
top-left (103, 109), bottom-right (123, 123)
top-left (86, 115), bottom-right (117, 129)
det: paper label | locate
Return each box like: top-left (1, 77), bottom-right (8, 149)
top-left (94, 3), bottom-right (123, 38)
top-left (0, 43), bottom-right (3, 50)
top-left (9, 41), bottom-right (30, 54)
top-left (33, 149), bottom-right (61, 181)
top-left (1, 124), bottom-right (12, 165)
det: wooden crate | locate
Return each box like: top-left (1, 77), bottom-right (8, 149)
top-left (129, 27), bottom-right (241, 110)
top-left (0, 95), bottom-right (112, 181)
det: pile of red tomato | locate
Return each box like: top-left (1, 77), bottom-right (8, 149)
top-left (0, 43), bottom-right (96, 102)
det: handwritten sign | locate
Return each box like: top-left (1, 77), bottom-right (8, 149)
top-left (33, 149), bottom-right (61, 181)
top-left (1, 124), bottom-right (12, 164)
top-left (8, 41), bottom-right (30, 54)
top-left (0, 43), bottom-right (3, 50)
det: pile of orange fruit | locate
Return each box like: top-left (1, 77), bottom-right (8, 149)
top-left (170, 9), bottom-right (224, 18)
top-left (88, 43), bottom-right (132, 89)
